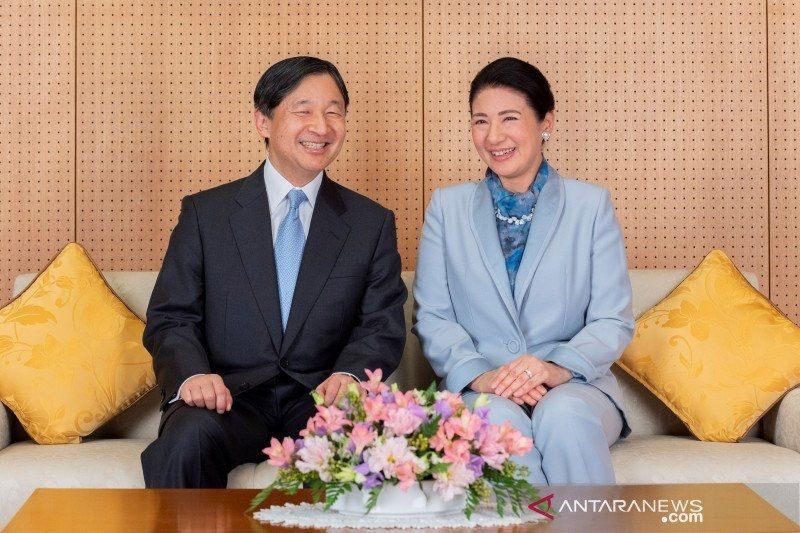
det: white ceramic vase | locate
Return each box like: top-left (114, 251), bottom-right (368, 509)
top-left (331, 480), bottom-right (466, 518)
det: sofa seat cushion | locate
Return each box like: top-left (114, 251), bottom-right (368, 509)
top-left (0, 438), bottom-right (267, 528)
top-left (0, 439), bottom-right (150, 527)
top-left (612, 435), bottom-right (800, 483)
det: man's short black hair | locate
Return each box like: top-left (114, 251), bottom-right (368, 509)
top-left (254, 56), bottom-right (349, 148)
top-left (469, 57), bottom-right (555, 121)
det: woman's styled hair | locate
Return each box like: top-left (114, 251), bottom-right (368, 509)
top-left (254, 56), bottom-right (349, 148)
top-left (469, 57), bottom-right (555, 120)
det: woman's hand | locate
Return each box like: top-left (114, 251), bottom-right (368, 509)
top-left (470, 368), bottom-right (549, 407)
top-left (491, 355), bottom-right (573, 401)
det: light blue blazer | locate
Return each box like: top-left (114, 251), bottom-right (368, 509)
top-left (412, 167), bottom-right (635, 436)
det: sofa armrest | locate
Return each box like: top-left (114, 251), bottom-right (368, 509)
top-left (764, 388), bottom-right (800, 453)
top-left (0, 403), bottom-right (10, 451)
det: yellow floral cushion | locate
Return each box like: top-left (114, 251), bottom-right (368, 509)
top-left (0, 243), bottom-right (155, 444)
top-left (618, 249), bottom-right (800, 442)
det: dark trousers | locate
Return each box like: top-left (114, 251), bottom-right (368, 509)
top-left (141, 372), bottom-right (316, 488)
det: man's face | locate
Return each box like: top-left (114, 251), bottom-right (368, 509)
top-left (255, 74), bottom-right (347, 185)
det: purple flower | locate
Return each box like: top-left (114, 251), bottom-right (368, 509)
top-left (408, 402), bottom-right (427, 420)
top-left (434, 399), bottom-right (454, 419)
top-left (381, 391), bottom-right (396, 404)
top-left (355, 461), bottom-right (385, 488)
top-left (295, 439), bottom-right (305, 451)
top-left (362, 472), bottom-right (384, 489)
top-left (468, 454), bottom-right (485, 478)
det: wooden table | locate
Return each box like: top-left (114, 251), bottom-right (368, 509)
top-left (5, 484), bottom-right (798, 532)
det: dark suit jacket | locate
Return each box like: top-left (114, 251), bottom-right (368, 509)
top-left (144, 162), bottom-right (407, 414)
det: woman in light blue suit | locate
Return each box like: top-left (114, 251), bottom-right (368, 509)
top-left (413, 57), bottom-right (635, 484)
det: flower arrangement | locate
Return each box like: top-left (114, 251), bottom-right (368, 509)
top-left (248, 369), bottom-right (538, 519)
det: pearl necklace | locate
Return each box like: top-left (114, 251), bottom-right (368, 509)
top-left (495, 204), bottom-right (536, 225)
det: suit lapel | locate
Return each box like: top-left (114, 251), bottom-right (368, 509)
top-left (513, 169), bottom-right (565, 307)
top-left (469, 180), bottom-right (518, 323)
top-left (229, 162), bottom-right (284, 353)
top-left (281, 175), bottom-right (350, 356)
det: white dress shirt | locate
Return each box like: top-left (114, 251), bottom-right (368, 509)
top-left (263, 158), bottom-right (323, 241)
top-left (172, 160), bottom-right (356, 403)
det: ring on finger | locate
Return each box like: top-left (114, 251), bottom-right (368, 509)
top-left (523, 369), bottom-right (533, 379)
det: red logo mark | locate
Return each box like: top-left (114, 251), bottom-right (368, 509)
top-left (528, 493), bottom-right (555, 520)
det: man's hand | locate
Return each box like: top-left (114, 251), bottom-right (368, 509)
top-left (316, 374), bottom-right (357, 406)
top-left (181, 374), bottom-right (232, 414)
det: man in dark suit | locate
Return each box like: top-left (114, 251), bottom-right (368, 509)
top-left (140, 56), bottom-right (407, 488)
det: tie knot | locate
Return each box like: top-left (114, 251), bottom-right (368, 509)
top-left (287, 189), bottom-right (307, 211)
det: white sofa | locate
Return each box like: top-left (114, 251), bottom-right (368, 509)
top-left (2, 270), bottom-right (799, 527)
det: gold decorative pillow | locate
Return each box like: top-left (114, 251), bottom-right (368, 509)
top-left (618, 249), bottom-right (800, 442)
top-left (0, 243), bottom-right (155, 444)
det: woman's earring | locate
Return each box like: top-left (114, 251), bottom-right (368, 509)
top-left (541, 131), bottom-right (551, 142)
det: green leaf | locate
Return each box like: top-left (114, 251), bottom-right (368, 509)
top-left (247, 486), bottom-right (275, 512)
top-left (323, 482), bottom-right (351, 510)
top-left (427, 461), bottom-right (451, 474)
top-left (419, 415), bottom-right (441, 438)
top-left (365, 486), bottom-right (382, 514)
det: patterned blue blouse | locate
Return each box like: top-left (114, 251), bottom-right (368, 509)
top-left (487, 160), bottom-right (549, 294)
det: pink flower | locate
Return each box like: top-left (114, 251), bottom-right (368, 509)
top-left (295, 436), bottom-right (334, 481)
top-left (499, 422), bottom-right (533, 456)
top-left (302, 405), bottom-right (351, 437)
top-left (429, 425), bottom-right (451, 452)
top-left (263, 436), bottom-right (296, 468)
top-left (363, 395), bottom-right (388, 423)
top-left (350, 422), bottom-right (377, 455)
top-left (442, 438), bottom-right (471, 465)
top-left (443, 410), bottom-right (483, 441)
top-left (436, 390), bottom-right (464, 413)
top-left (476, 424), bottom-right (509, 469)
top-left (384, 406), bottom-right (424, 436)
top-left (317, 405), bottom-right (351, 433)
top-left (394, 460), bottom-right (420, 490)
top-left (362, 368), bottom-right (390, 396)
top-left (432, 461), bottom-right (476, 501)
top-left (364, 437), bottom-right (421, 481)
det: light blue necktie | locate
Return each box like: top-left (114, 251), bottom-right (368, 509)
top-left (274, 189), bottom-right (307, 330)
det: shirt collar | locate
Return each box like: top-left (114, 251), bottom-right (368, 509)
top-left (487, 158), bottom-right (549, 205)
top-left (263, 159), bottom-right (323, 213)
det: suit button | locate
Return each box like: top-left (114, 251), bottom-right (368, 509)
top-left (507, 340), bottom-right (520, 353)
top-left (239, 382), bottom-right (251, 392)
top-left (280, 358), bottom-right (288, 368)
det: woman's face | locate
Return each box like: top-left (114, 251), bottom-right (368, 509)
top-left (470, 86), bottom-right (554, 188)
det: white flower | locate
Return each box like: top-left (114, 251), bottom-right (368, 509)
top-left (295, 436), bottom-right (334, 482)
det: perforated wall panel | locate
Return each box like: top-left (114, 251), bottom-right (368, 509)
top-left (769, 1), bottom-right (800, 321)
top-left (76, 1), bottom-right (422, 271)
top-left (0, 2), bottom-right (75, 302)
top-left (424, 1), bottom-right (770, 290)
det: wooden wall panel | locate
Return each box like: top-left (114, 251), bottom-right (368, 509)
top-left (769, 1), bottom-right (800, 321)
top-left (0, 2), bottom-right (75, 304)
top-left (76, 1), bottom-right (422, 270)
top-left (424, 2), bottom-right (770, 288)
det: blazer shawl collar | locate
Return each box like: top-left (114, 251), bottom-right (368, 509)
top-left (281, 173), bottom-right (350, 356)
top-left (229, 161), bottom-right (284, 354)
top-left (513, 168), bottom-right (565, 307)
top-left (470, 169), bottom-right (566, 322)
top-left (470, 180), bottom-right (518, 326)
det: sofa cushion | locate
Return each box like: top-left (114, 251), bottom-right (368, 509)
top-left (618, 250), bottom-right (800, 442)
top-left (0, 244), bottom-right (156, 444)
top-left (612, 435), bottom-right (800, 483)
top-left (0, 437), bottom-right (268, 527)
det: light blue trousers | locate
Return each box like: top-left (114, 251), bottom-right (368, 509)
top-left (463, 382), bottom-right (624, 485)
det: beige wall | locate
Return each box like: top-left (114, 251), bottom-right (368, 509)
top-left (2, 1), bottom-right (798, 321)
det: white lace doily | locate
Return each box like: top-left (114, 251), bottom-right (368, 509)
top-left (253, 502), bottom-right (545, 529)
